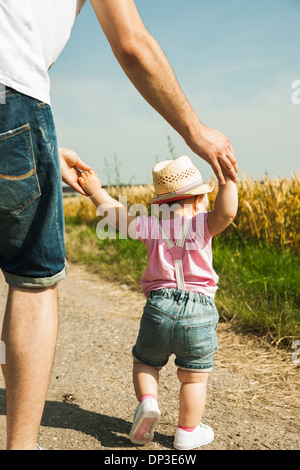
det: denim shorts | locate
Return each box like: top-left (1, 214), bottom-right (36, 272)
top-left (0, 86), bottom-right (67, 288)
top-left (132, 289), bottom-right (219, 371)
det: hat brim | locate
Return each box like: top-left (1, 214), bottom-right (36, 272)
top-left (149, 180), bottom-right (215, 204)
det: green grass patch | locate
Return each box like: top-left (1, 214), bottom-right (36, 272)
top-left (65, 222), bottom-right (300, 346)
top-left (65, 222), bottom-right (148, 287)
top-left (212, 237), bottom-right (299, 345)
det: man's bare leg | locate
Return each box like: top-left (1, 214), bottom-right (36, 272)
top-left (1, 285), bottom-right (59, 450)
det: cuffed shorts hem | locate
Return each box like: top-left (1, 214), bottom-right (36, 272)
top-left (132, 347), bottom-right (168, 369)
top-left (175, 360), bottom-right (213, 372)
top-left (132, 349), bottom-right (213, 372)
top-left (2, 262), bottom-right (68, 289)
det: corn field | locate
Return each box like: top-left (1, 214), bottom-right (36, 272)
top-left (63, 173), bottom-right (300, 254)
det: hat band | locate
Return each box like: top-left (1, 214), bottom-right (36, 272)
top-left (155, 178), bottom-right (204, 199)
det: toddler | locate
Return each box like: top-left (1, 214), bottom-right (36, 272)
top-left (79, 155), bottom-right (238, 450)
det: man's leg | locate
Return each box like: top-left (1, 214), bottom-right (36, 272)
top-left (1, 284), bottom-right (59, 450)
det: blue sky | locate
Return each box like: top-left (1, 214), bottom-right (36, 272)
top-left (50, 0), bottom-right (300, 185)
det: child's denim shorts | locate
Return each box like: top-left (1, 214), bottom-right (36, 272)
top-left (132, 289), bottom-right (219, 372)
top-left (0, 86), bottom-right (66, 288)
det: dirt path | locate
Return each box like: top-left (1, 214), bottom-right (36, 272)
top-left (0, 264), bottom-right (299, 450)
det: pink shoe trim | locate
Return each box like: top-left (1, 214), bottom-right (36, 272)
top-left (178, 425), bottom-right (197, 432)
top-left (139, 394), bottom-right (157, 403)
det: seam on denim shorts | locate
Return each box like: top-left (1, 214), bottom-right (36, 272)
top-left (145, 301), bottom-right (172, 317)
top-left (0, 123), bottom-right (31, 142)
top-left (0, 168), bottom-right (35, 181)
top-left (34, 102), bottom-right (65, 252)
top-left (35, 101), bottom-right (55, 152)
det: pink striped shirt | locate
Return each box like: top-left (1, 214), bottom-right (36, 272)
top-left (135, 211), bottom-right (218, 298)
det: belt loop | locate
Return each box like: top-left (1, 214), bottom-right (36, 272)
top-left (177, 290), bottom-right (185, 305)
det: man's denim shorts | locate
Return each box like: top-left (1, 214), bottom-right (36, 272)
top-left (132, 289), bottom-right (219, 372)
top-left (0, 86), bottom-right (67, 288)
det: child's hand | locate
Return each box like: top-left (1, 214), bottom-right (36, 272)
top-left (78, 170), bottom-right (102, 196)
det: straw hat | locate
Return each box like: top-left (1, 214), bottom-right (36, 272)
top-left (150, 155), bottom-right (214, 204)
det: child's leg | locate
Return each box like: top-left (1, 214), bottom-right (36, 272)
top-left (133, 359), bottom-right (161, 401)
top-left (130, 360), bottom-right (161, 445)
top-left (177, 368), bottom-right (209, 428)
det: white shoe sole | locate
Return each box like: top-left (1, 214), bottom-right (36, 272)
top-left (130, 410), bottom-right (160, 445)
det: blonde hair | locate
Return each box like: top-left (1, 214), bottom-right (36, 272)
top-left (162, 194), bottom-right (207, 208)
top-left (158, 194), bottom-right (208, 218)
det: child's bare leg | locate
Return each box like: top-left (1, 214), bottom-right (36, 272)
top-left (177, 368), bottom-right (209, 427)
top-left (133, 360), bottom-right (161, 401)
top-left (130, 360), bottom-right (161, 444)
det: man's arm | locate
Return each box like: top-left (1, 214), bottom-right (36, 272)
top-left (90, 0), bottom-right (238, 185)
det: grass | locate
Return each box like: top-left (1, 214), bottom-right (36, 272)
top-left (65, 222), bottom-right (148, 287)
top-left (65, 222), bottom-right (300, 347)
top-left (212, 237), bottom-right (300, 346)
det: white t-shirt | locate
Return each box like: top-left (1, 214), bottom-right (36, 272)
top-left (0, 0), bottom-right (86, 104)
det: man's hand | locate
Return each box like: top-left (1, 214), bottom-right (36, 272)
top-left (187, 123), bottom-right (238, 185)
top-left (59, 147), bottom-right (91, 196)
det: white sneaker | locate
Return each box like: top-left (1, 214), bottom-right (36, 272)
top-left (173, 423), bottom-right (214, 450)
top-left (129, 397), bottom-right (161, 445)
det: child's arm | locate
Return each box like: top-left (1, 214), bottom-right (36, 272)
top-left (78, 170), bottom-right (137, 235)
top-left (207, 174), bottom-right (238, 236)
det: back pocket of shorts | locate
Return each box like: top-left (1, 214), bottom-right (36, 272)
top-left (184, 321), bottom-right (214, 357)
top-left (139, 312), bottom-right (162, 347)
top-left (0, 123), bottom-right (40, 215)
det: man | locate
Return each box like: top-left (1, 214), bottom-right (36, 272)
top-left (0, 0), bottom-right (237, 450)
